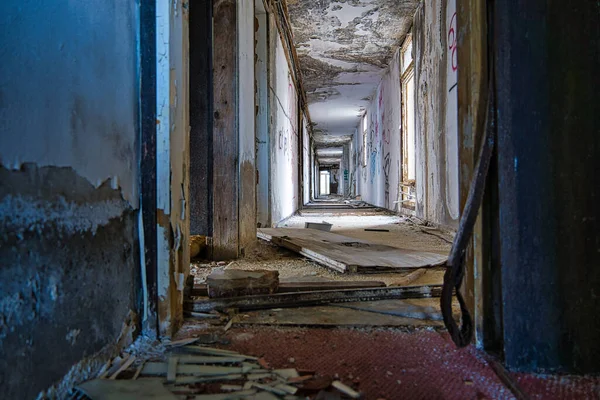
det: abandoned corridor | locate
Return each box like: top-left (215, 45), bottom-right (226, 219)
top-left (1, 0), bottom-right (599, 398)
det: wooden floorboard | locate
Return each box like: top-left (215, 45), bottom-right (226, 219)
top-left (258, 228), bottom-right (447, 273)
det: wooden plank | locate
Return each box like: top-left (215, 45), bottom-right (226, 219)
top-left (259, 228), bottom-right (447, 273)
top-left (167, 356), bottom-right (178, 383)
top-left (388, 268), bottom-right (427, 286)
top-left (185, 285), bottom-right (442, 312)
top-left (277, 280), bottom-right (385, 292)
top-left (457, 0), bottom-right (487, 346)
top-left (109, 355), bottom-right (136, 380)
top-left (236, 305), bottom-right (445, 328)
top-left (191, 280), bottom-right (385, 296)
top-left (212, 0), bottom-right (238, 260)
top-left (207, 270), bottom-right (279, 298)
top-left (142, 362), bottom-right (244, 377)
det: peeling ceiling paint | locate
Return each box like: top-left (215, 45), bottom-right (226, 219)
top-left (288, 0), bottom-right (418, 144)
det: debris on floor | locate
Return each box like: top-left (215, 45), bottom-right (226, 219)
top-left (192, 277), bottom-right (387, 297)
top-left (207, 270), bottom-right (279, 298)
top-left (185, 284), bottom-right (442, 314)
top-left (304, 221), bottom-right (332, 232)
top-left (75, 341), bottom-right (363, 399)
top-left (258, 228), bottom-right (447, 273)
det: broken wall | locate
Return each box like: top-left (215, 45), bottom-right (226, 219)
top-left (0, 1), bottom-right (141, 397)
top-left (269, 13), bottom-right (300, 224)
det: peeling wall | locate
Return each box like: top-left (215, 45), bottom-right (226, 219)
top-left (355, 50), bottom-right (402, 211)
top-left (288, 0), bottom-right (418, 139)
top-left (352, 0), bottom-right (459, 228)
top-left (0, 1), bottom-right (141, 397)
top-left (414, 0), bottom-right (459, 227)
top-left (156, 0), bottom-right (190, 337)
top-left (269, 13), bottom-right (300, 224)
top-left (0, 0), bottom-right (139, 207)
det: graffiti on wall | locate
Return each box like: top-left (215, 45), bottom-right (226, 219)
top-left (383, 152), bottom-right (391, 209)
top-left (447, 11), bottom-right (458, 92)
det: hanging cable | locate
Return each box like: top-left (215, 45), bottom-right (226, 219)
top-left (441, 0), bottom-right (496, 348)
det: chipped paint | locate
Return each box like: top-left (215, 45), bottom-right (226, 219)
top-left (288, 0), bottom-right (418, 141)
top-left (0, 0), bottom-right (139, 206)
top-left (0, 193), bottom-right (128, 237)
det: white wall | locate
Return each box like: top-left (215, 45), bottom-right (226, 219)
top-left (269, 14), bottom-right (300, 224)
top-left (414, 0), bottom-right (459, 227)
top-left (352, 0), bottom-right (459, 228)
top-left (355, 50), bottom-right (402, 211)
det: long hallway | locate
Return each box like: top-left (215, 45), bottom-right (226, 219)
top-left (1, 0), bottom-right (599, 398)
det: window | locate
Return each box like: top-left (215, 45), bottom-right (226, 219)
top-left (362, 113), bottom-right (368, 166)
top-left (400, 35), bottom-right (416, 209)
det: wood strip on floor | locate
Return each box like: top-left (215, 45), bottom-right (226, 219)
top-left (258, 228), bottom-right (447, 274)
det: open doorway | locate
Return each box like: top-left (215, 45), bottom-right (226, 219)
top-left (319, 170), bottom-right (331, 196)
top-left (400, 34), bottom-right (416, 212)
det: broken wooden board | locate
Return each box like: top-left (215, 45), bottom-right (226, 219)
top-left (207, 269), bottom-right (279, 298)
top-left (334, 299), bottom-right (445, 321)
top-left (185, 285), bottom-right (442, 313)
top-left (258, 228), bottom-right (447, 273)
top-left (191, 278), bottom-right (385, 297)
top-left (235, 304), bottom-right (445, 328)
top-left (278, 279), bottom-right (385, 293)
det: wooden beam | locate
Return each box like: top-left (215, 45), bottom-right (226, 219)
top-left (457, 0), bottom-right (488, 347)
top-left (185, 285), bottom-right (443, 313)
top-left (212, 0), bottom-right (239, 260)
top-left (190, 280), bottom-right (386, 297)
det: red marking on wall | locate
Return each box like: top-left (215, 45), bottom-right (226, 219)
top-left (448, 12), bottom-right (457, 72)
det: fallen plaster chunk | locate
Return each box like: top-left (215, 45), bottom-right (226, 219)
top-left (142, 362), bottom-right (243, 377)
top-left (221, 384), bottom-right (244, 392)
top-left (247, 373), bottom-right (274, 381)
top-left (177, 355), bottom-right (246, 364)
top-left (331, 380), bottom-right (361, 399)
top-left (274, 383), bottom-right (299, 395)
top-left (273, 369), bottom-right (300, 379)
top-left (175, 374), bottom-right (244, 385)
top-left (251, 382), bottom-right (287, 396)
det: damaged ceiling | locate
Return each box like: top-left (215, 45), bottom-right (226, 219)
top-left (287, 0), bottom-right (418, 147)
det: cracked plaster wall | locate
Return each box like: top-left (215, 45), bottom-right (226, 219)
top-left (0, 1), bottom-right (142, 397)
top-left (288, 0), bottom-right (418, 139)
